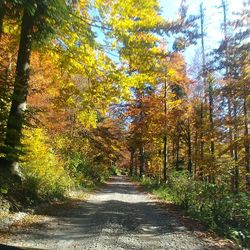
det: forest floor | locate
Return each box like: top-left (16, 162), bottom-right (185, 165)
top-left (0, 176), bottom-right (239, 250)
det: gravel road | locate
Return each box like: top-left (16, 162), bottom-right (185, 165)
top-left (2, 176), bottom-right (235, 249)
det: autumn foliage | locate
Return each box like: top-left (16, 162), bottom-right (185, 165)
top-left (0, 0), bottom-right (249, 246)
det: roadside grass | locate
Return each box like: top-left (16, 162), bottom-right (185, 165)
top-left (136, 177), bottom-right (173, 201)
top-left (132, 173), bottom-right (249, 248)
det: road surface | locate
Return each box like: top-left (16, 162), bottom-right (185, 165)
top-left (2, 176), bottom-right (234, 249)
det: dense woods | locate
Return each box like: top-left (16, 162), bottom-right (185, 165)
top-left (0, 0), bottom-right (249, 246)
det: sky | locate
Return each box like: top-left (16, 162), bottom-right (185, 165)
top-left (92, 0), bottom-right (245, 67)
top-left (159, 0), bottom-right (245, 64)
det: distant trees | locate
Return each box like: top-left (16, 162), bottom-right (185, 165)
top-left (125, 0), bottom-right (249, 193)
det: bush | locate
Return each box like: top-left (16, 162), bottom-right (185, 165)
top-left (169, 171), bottom-right (250, 246)
top-left (65, 151), bottom-right (110, 187)
top-left (20, 128), bottom-right (73, 200)
top-left (137, 171), bottom-right (250, 247)
top-left (110, 165), bottom-right (121, 176)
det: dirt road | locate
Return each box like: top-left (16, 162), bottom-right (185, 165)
top-left (2, 176), bottom-right (235, 249)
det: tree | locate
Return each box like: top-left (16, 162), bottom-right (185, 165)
top-left (0, 0), bottom-right (6, 38)
top-left (3, 0), bottom-right (67, 174)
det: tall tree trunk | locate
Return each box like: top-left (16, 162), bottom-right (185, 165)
top-left (199, 102), bottom-right (204, 178)
top-left (172, 140), bottom-right (175, 167)
top-left (176, 127), bottom-right (180, 170)
top-left (233, 96), bottom-right (239, 193)
top-left (208, 78), bottom-right (215, 183)
top-left (229, 100), bottom-right (235, 192)
top-left (130, 151), bottom-right (134, 176)
top-left (134, 152), bottom-right (138, 176)
top-left (243, 96), bottom-right (250, 189)
top-left (200, 3), bottom-right (206, 177)
top-left (4, 9), bottom-right (35, 171)
top-left (222, 0), bottom-right (236, 192)
top-left (0, 0), bottom-right (6, 39)
top-left (163, 134), bottom-right (168, 181)
top-left (163, 78), bottom-right (168, 183)
top-left (194, 130), bottom-right (198, 178)
top-left (136, 88), bottom-right (145, 178)
top-left (139, 146), bottom-right (144, 177)
top-left (187, 120), bottom-right (192, 175)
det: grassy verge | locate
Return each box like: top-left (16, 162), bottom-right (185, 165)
top-left (133, 173), bottom-right (249, 248)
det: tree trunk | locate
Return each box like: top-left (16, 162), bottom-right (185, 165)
top-left (208, 78), bottom-right (215, 183)
top-left (163, 78), bottom-right (168, 183)
top-left (176, 128), bottom-right (180, 170)
top-left (139, 146), bottom-right (144, 177)
top-left (187, 121), bottom-right (192, 176)
top-left (194, 130), bottom-right (198, 178)
top-left (243, 96), bottom-right (250, 189)
top-left (233, 96), bottom-right (239, 193)
top-left (200, 3), bottom-right (206, 173)
top-left (130, 151), bottom-right (134, 176)
top-left (4, 9), bottom-right (35, 171)
top-left (163, 134), bottom-right (168, 182)
top-left (0, 0), bottom-right (5, 39)
top-left (229, 100), bottom-right (235, 191)
top-left (200, 102), bottom-right (204, 173)
top-left (134, 152), bottom-right (138, 176)
top-left (221, 0), bottom-right (237, 192)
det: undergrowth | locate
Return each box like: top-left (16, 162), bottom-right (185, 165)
top-left (134, 171), bottom-right (250, 248)
top-left (0, 128), bottom-right (111, 210)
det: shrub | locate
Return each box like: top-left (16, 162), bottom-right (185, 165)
top-left (20, 128), bottom-right (73, 200)
top-left (65, 151), bottom-right (110, 186)
top-left (168, 171), bottom-right (250, 246)
top-left (137, 171), bottom-right (250, 246)
top-left (110, 165), bottom-right (121, 176)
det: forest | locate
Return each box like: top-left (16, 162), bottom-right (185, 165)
top-left (0, 0), bottom-right (249, 248)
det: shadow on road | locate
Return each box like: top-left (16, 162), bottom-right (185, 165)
top-left (3, 177), bottom-right (218, 250)
top-left (0, 244), bottom-right (41, 249)
top-left (9, 177), bottom-right (187, 244)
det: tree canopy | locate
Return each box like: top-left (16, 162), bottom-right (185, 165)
top-left (0, 0), bottom-right (249, 246)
